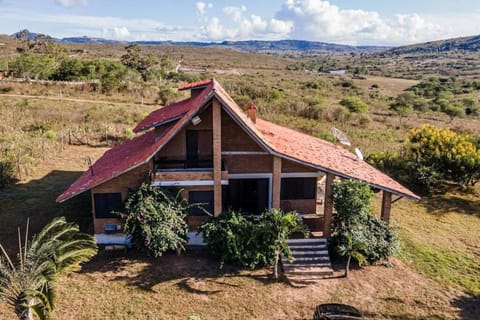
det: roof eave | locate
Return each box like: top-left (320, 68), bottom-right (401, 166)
top-left (270, 150), bottom-right (420, 201)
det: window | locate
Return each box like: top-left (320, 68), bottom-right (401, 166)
top-left (186, 130), bottom-right (213, 168)
top-left (188, 191), bottom-right (213, 216)
top-left (94, 193), bottom-right (123, 219)
top-left (281, 177), bottom-right (316, 200)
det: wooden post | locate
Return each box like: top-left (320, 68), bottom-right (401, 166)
top-left (381, 191), bottom-right (392, 223)
top-left (272, 156), bottom-right (282, 208)
top-left (323, 173), bottom-right (334, 237)
top-left (212, 98), bottom-right (222, 216)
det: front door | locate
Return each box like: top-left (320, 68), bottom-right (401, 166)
top-left (226, 178), bottom-right (269, 214)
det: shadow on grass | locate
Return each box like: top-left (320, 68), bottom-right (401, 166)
top-left (451, 294), bottom-right (480, 320)
top-left (80, 247), bottom-right (278, 295)
top-left (0, 170), bottom-right (92, 252)
top-left (420, 194), bottom-right (480, 218)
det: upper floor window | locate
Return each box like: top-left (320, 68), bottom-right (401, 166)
top-left (186, 129), bottom-right (213, 168)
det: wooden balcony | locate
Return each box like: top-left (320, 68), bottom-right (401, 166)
top-left (154, 169), bottom-right (228, 183)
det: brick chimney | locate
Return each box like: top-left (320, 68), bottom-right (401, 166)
top-left (246, 101), bottom-right (257, 124)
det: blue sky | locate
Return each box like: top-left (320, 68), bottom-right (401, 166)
top-left (1, 0), bottom-right (480, 45)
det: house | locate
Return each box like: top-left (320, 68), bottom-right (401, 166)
top-left (57, 79), bottom-right (419, 239)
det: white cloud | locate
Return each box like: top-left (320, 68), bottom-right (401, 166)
top-left (223, 5), bottom-right (247, 23)
top-left (269, 18), bottom-right (294, 34)
top-left (107, 26), bottom-right (130, 40)
top-left (198, 5), bottom-right (292, 41)
top-left (195, 1), bottom-right (212, 16)
top-left (274, 0), bottom-right (445, 45)
top-left (55, 0), bottom-right (88, 8)
top-left (2, 0), bottom-right (479, 44)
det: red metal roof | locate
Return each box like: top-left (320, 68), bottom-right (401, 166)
top-left (57, 81), bottom-right (214, 203)
top-left (178, 79), bottom-right (213, 91)
top-left (56, 130), bottom-right (159, 203)
top-left (133, 98), bottom-right (194, 133)
top-left (255, 119), bottom-right (420, 200)
top-left (57, 79), bottom-right (419, 203)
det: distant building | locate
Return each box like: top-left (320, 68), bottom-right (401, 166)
top-left (328, 70), bottom-right (346, 75)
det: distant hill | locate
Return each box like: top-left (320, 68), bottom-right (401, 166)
top-left (387, 35), bottom-right (480, 55)
top-left (7, 30), bottom-right (388, 53)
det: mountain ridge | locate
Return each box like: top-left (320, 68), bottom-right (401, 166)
top-left (9, 30), bottom-right (480, 54)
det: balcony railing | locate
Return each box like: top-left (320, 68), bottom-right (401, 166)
top-left (155, 158), bottom-right (226, 171)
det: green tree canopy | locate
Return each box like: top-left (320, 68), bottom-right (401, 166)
top-left (0, 217), bottom-right (97, 320)
top-left (117, 183), bottom-right (190, 257)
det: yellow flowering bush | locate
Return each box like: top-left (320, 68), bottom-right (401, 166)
top-left (368, 125), bottom-right (480, 192)
top-left (408, 125), bottom-right (480, 188)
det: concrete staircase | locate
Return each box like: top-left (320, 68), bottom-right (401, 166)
top-left (281, 238), bottom-right (333, 286)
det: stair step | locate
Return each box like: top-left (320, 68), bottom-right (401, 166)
top-left (284, 257), bottom-right (330, 264)
top-left (289, 250), bottom-right (328, 255)
top-left (284, 269), bottom-right (333, 276)
top-left (286, 238), bottom-right (326, 245)
top-left (283, 262), bottom-right (332, 268)
top-left (289, 243), bottom-right (327, 250)
top-left (283, 236), bottom-right (333, 284)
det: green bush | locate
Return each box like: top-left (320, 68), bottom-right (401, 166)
top-left (9, 53), bottom-right (55, 79)
top-left (0, 159), bottom-right (15, 188)
top-left (340, 96), bottom-right (369, 113)
top-left (330, 180), bottom-right (399, 274)
top-left (200, 209), bottom-right (308, 269)
top-left (118, 183), bottom-right (190, 257)
top-left (368, 125), bottom-right (480, 192)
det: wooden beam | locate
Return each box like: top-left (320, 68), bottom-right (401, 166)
top-left (212, 98), bottom-right (222, 216)
top-left (381, 191), bottom-right (393, 223)
top-left (323, 173), bottom-right (334, 237)
top-left (272, 156), bottom-right (282, 208)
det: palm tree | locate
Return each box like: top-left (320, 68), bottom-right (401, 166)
top-left (0, 217), bottom-right (97, 320)
top-left (261, 209), bottom-right (309, 279)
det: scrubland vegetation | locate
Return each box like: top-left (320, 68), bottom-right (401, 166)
top-left (0, 34), bottom-right (479, 319)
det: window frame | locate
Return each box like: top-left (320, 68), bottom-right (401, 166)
top-left (93, 193), bottom-right (123, 219)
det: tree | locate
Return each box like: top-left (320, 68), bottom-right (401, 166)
top-left (407, 125), bottom-right (480, 189)
top-left (340, 96), bottom-right (369, 113)
top-left (331, 180), bottom-right (399, 277)
top-left (118, 183), bottom-right (191, 257)
top-left (0, 217), bottom-right (97, 320)
top-left (262, 209), bottom-right (308, 279)
top-left (200, 209), bottom-right (308, 277)
top-left (389, 92), bottom-right (414, 124)
top-left (9, 54), bottom-right (56, 80)
top-left (120, 44), bottom-right (156, 82)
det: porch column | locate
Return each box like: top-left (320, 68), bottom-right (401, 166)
top-left (323, 173), bottom-right (334, 237)
top-left (381, 191), bottom-right (392, 223)
top-left (272, 156), bottom-right (282, 208)
top-left (212, 98), bottom-right (222, 216)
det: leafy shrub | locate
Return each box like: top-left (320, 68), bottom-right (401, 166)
top-left (368, 125), bottom-right (480, 192)
top-left (43, 130), bottom-right (57, 141)
top-left (9, 53), bottom-right (56, 79)
top-left (0, 159), bottom-right (15, 188)
top-left (340, 96), bottom-right (369, 113)
top-left (0, 86), bottom-right (13, 93)
top-left (200, 210), bottom-right (269, 268)
top-left (407, 125), bottom-right (480, 189)
top-left (330, 180), bottom-right (399, 274)
top-left (200, 209), bottom-right (308, 270)
top-left (359, 215), bottom-right (400, 263)
top-left (118, 183), bottom-right (190, 257)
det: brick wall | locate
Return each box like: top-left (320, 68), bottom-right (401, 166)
top-left (91, 162), bottom-right (152, 234)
